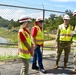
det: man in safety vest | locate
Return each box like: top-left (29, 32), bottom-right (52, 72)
top-left (18, 15), bottom-right (33, 75)
top-left (31, 17), bottom-right (47, 74)
top-left (70, 9), bottom-right (76, 74)
top-left (54, 14), bottom-right (74, 69)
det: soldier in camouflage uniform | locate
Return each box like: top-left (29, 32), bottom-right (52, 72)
top-left (70, 9), bottom-right (76, 74)
top-left (54, 14), bottom-right (74, 69)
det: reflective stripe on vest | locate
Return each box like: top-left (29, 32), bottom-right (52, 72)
top-left (18, 29), bottom-right (31, 59)
top-left (60, 34), bottom-right (71, 36)
top-left (59, 24), bottom-right (72, 41)
top-left (19, 48), bottom-right (30, 54)
top-left (32, 26), bottom-right (44, 45)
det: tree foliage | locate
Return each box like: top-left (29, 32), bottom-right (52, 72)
top-left (0, 10), bottom-right (75, 32)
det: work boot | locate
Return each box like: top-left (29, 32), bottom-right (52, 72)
top-left (32, 63), bottom-right (39, 70)
top-left (54, 65), bottom-right (58, 69)
top-left (54, 61), bottom-right (58, 69)
top-left (70, 69), bottom-right (76, 74)
top-left (40, 69), bottom-right (47, 74)
top-left (63, 63), bottom-right (67, 69)
top-left (32, 66), bottom-right (39, 70)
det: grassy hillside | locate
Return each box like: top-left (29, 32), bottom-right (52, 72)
top-left (0, 27), bottom-right (56, 45)
top-left (0, 27), bottom-right (19, 43)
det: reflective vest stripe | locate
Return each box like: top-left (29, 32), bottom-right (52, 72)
top-left (60, 34), bottom-right (71, 36)
top-left (35, 40), bottom-right (44, 42)
top-left (19, 48), bottom-right (30, 54)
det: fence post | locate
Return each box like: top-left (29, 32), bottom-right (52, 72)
top-left (42, 9), bottom-right (45, 56)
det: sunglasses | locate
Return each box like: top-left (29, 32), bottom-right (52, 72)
top-left (64, 19), bottom-right (69, 21)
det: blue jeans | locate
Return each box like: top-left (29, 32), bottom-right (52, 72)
top-left (33, 45), bottom-right (44, 69)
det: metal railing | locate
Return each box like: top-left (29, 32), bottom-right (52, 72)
top-left (0, 4), bottom-right (66, 56)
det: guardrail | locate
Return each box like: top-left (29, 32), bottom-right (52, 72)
top-left (0, 43), bottom-right (74, 49)
top-left (0, 43), bottom-right (18, 47)
top-left (0, 43), bottom-right (56, 48)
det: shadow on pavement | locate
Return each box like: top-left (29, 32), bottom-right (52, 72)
top-left (46, 68), bottom-right (72, 74)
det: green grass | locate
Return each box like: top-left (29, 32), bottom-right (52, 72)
top-left (0, 55), bottom-right (19, 61)
top-left (43, 47), bottom-right (56, 50)
top-left (0, 27), bottom-right (54, 44)
top-left (0, 27), bottom-right (18, 43)
top-left (44, 35), bottom-right (52, 40)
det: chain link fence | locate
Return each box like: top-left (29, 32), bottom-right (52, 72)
top-left (0, 4), bottom-right (65, 56)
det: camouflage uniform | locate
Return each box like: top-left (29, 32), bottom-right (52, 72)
top-left (56, 41), bottom-right (71, 65)
top-left (70, 9), bottom-right (76, 73)
top-left (55, 24), bottom-right (73, 68)
top-left (73, 43), bottom-right (76, 70)
top-left (72, 30), bottom-right (76, 70)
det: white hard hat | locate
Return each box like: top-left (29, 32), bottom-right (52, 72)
top-left (73, 9), bottom-right (76, 16)
top-left (36, 17), bottom-right (44, 22)
top-left (63, 14), bottom-right (70, 20)
top-left (19, 15), bottom-right (31, 23)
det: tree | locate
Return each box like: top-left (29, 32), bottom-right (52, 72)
top-left (55, 16), bottom-right (63, 29)
top-left (65, 10), bottom-right (75, 27)
top-left (49, 14), bottom-right (56, 20)
top-left (65, 10), bottom-right (73, 16)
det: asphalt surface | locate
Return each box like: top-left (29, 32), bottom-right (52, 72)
top-left (0, 50), bottom-right (75, 75)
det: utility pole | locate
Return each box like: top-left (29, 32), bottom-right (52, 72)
top-left (42, 2), bottom-right (45, 56)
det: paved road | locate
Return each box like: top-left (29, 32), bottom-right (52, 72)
top-left (0, 50), bottom-right (75, 75)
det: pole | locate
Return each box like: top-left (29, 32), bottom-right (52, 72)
top-left (42, 2), bottom-right (45, 56)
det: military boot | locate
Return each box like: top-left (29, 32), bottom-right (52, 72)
top-left (63, 63), bottom-right (67, 69)
top-left (32, 63), bottom-right (39, 70)
top-left (54, 62), bottom-right (58, 69)
top-left (70, 69), bottom-right (76, 74)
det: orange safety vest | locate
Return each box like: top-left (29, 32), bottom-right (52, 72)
top-left (59, 24), bottom-right (73, 41)
top-left (18, 29), bottom-right (31, 59)
top-left (32, 26), bottom-right (44, 45)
